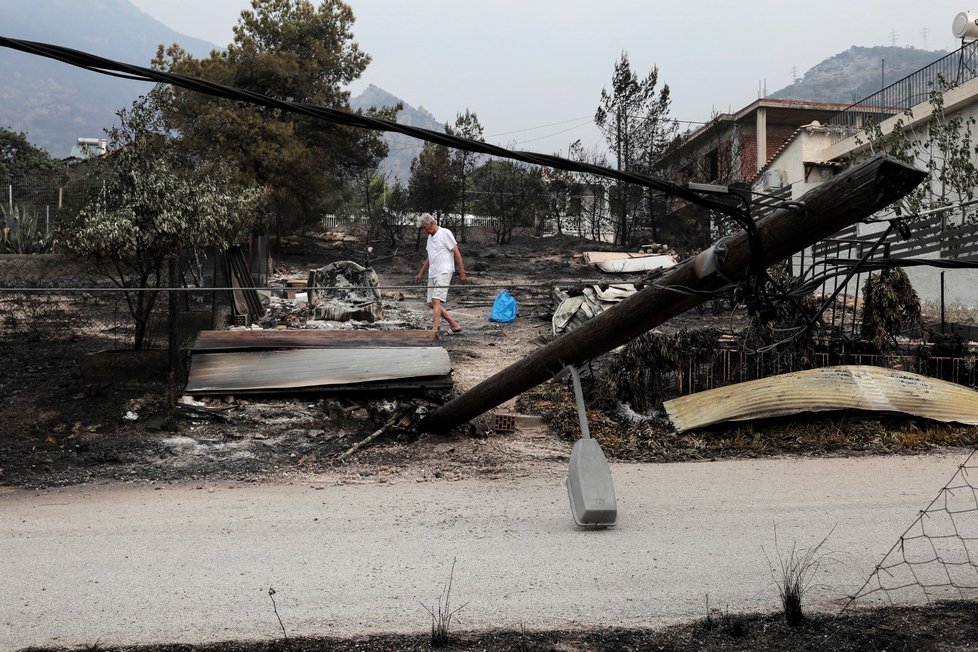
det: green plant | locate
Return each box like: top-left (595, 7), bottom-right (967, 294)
top-left (765, 526), bottom-right (834, 627)
top-left (422, 557), bottom-right (467, 647)
top-left (1, 204), bottom-right (53, 254)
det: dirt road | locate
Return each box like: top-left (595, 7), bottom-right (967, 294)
top-left (2, 452), bottom-right (969, 650)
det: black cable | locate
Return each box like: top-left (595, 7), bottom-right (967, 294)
top-left (0, 36), bottom-right (749, 222)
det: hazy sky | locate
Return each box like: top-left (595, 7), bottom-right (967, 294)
top-left (127, 0), bottom-right (965, 156)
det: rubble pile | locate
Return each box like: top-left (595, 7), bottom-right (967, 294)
top-left (307, 261), bottom-right (384, 322)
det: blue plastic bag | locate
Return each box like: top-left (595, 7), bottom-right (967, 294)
top-left (489, 289), bottom-right (517, 323)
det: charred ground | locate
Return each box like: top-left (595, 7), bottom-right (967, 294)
top-left (4, 231), bottom-right (978, 650)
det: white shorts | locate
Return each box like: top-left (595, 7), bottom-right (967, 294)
top-left (427, 273), bottom-right (452, 305)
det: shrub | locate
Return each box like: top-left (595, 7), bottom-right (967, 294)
top-left (1, 205), bottom-right (53, 254)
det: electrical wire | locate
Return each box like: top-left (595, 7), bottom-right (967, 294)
top-left (0, 36), bottom-right (746, 222)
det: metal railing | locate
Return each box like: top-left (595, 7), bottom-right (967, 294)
top-left (828, 40), bottom-right (978, 144)
top-left (673, 348), bottom-right (978, 397)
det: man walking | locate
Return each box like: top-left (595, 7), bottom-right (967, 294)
top-left (415, 214), bottom-right (467, 334)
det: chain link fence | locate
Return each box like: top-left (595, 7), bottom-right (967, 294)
top-left (0, 252), bottom-right (231, 391)
top-left (0, 254), bottom-right (145, 355)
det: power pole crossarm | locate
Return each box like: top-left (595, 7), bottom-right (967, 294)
top-left (421, 155), bottom-right (927, 432)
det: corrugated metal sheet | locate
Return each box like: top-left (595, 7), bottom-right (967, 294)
top-left (192, 329), bottom-right (436, 351)
top-left (664, 365), bottom-right (978, 432)
top-left (186, 347), bottom-right (451, 394)
top-left (226, 246), bottom-right (265, 319)
top-left (552, 284), bottom-right (639, 335)
top-left (583, 251), bottom-right (678, 274)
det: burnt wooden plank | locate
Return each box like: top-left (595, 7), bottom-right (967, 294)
top-left (185, 347), bottom-right (451, 393)
top-left (192, 329), bottom-right (436, 351)
top-left (187, 375), bottom-right (453, 396)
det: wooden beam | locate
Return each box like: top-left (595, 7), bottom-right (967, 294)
top-left (421, 155), bottom-right (928, 432)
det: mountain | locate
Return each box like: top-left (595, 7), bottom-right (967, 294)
top-left (770, 46), bottom-right (949, 105)
top-left (350, 84), bottom-right (445, 184)
top-left (0, 0), bottom-right (217, 157)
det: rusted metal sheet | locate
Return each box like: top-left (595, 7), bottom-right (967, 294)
top-left (226, 245), bottom-right (265, 319)
top-left (664, 365), bottom-right (978, 432)
top-left (192, 329), bottom-right (436, 352)
top-left (186, 347), bottom-right (451, 394)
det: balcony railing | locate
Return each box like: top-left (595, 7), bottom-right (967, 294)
top-left (828, 40), bottom-right (978, 144)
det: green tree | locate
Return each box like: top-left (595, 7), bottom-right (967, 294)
top-left (0, 128), bottom-right (66, 219)
top-left (155, 0), bottom-right (388, 234)
top-left (858, 79), bottom-right (978, 221)
top-left (374, 181), bottom-right (412, 249)
top-left (58, 88), bottom-right (264, 350)
top-left (0, 129), bottom-right (62, 185)
top-left (595, 52), bottom-right (673, 245)
top-left (335, 167), bottom-right (408, 253)
top-left (408, 140), bottom-right (456, 222)
top-left (471, 160), bottom-right (547, 244)
top-left (447, 109), bottom-right (484, 242)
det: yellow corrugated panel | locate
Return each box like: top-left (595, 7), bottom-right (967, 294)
top-left (664, 365), bottom-right (978, 432)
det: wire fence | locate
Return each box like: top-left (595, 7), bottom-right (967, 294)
top-left (0, 252), bottom-right (231, 394)
top-left (670, 346), bottom-right (978, 398)
top-left (845, 449), bottom-right (978, 608)
top-left (0, 254), bottom-right (146, 355)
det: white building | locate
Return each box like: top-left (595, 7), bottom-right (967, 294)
top-left (752, 39), bottom-right (978, 309)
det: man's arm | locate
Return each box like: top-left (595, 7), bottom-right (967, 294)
top-left (452, 246), bottom-right (467, 284)
top-left (415, 258), bottom-right (429, 284)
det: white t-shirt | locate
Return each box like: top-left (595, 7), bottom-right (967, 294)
top-left (426, 227), bottom-right (458, 278)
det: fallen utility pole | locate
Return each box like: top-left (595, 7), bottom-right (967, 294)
top-left (422, 155), bottom-right (927, 432)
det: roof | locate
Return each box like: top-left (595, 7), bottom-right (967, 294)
top-left (663, 97), bottom-right (851, 165)
top-left (750, 120), bottom-right (840, 184)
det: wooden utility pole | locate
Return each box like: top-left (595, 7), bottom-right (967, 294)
top-left (421, 155), bottom-right (927, 433)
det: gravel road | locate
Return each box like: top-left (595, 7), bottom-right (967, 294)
top-left (2, 452), bottom-right (968, 649)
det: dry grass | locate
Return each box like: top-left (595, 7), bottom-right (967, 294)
top-left (765, 527), bottom-right (834, 627)
top-left (518, 380), bottom-right (978, 462)
top-left (921, 299), bottom-right (978, 325)
top-left (421, 558), bottom-right (466, 648)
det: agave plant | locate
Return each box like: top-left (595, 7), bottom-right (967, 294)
top-left (1, 204), bottom-right (53, 254)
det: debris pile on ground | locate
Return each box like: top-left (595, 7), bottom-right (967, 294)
top-left (551, 283), bottom-right (643, 334)
top-left (307, 261), bottom-right (384, 322)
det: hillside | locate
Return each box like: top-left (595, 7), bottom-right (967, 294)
top-left (770, 45), bottom-right (949, 104)
top-left (0, 0), bottom-right (216, 157)
top-left (350, 83), bottom-right (446, 184)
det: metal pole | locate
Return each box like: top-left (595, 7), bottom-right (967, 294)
top-left (941, 271), bottom-right (946, 335)
top-left (422, 156), bottom-right (927, 432)
top-left (568, 366), bottom-right (591, 440)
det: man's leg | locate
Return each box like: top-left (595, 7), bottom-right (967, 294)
top-left (430, 298), bottom-right (443, 333)
top-left (435, 300), bottom-right (460, 332)
top-left (427, 274), bottom-right (459, 333)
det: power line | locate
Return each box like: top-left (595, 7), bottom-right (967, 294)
top-left (0, 35), bottom-right (744, 218)
top-left (506, 118), bottom-right (595, 147)
top-left (487, 115), bottom-right (594, 138)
